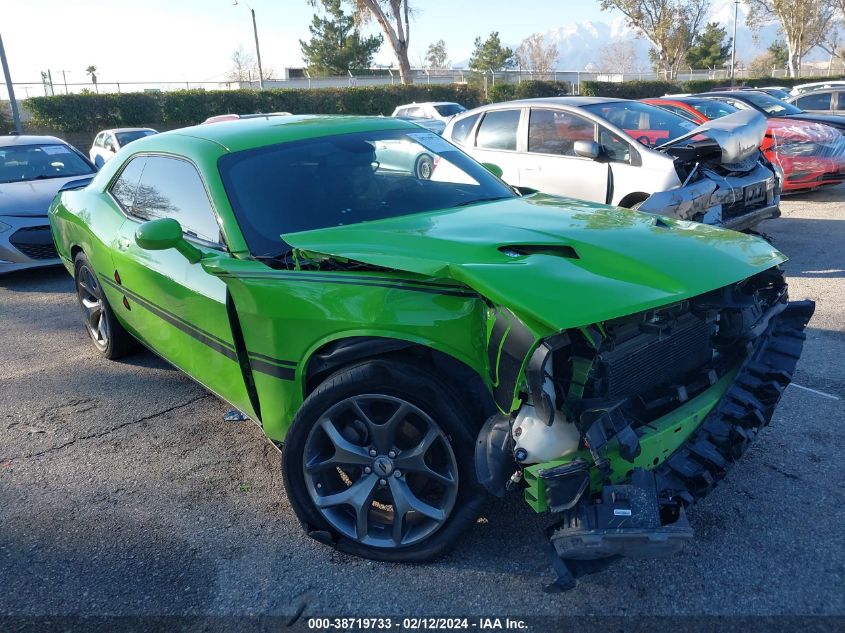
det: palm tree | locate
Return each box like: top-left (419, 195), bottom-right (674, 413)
top-left (86, 65), bottom-right (98, 93)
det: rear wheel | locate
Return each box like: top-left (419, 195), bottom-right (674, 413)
top-left (414, 153), bottom-right (434, 180)
top-left (282, 359), bottom-right (484, 562)
top-left (73, 253), bottom-right (136, 360)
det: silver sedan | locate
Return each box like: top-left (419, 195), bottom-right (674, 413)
top-left (443, 97), bottom-right (781, 232)
top-left (0, 135), bottom-right (96, 273)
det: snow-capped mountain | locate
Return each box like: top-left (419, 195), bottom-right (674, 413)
top-left (456, 1), bottom-right (797, 71)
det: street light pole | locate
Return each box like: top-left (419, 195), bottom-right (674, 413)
top-left (234, 1), bottom-right (264, 89)
top-left (730, 0), bottom-right (738, 85)
top-left (0, 32), bottom-right (22, 134)
top-left (57, 69), bottom-right (70, 94)
top-left (250, 8), bottom-right (265, 89)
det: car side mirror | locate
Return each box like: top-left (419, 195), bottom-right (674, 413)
top-left (135, 218), bottom-right (202, 263)
top-left (481, 162), bottom-right (504, 178)
top-left (574, 140), bottom-right (601, 160)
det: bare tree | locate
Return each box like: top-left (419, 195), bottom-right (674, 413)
top-left (819, 0), bottom-right (845, 69)
top-left (227, 45), bottom-right (277, 83)
top-left (227, 46), bottom-right (255, 82)
top-left (748, 51), bottom-right (776, 77)
top-left (425, 39), bottom-right (450, 69)
top-left (599, 0), bottom-right (709, 79)
top-left (596, 40), bottom-right (646, 73)
top-left (514, 34), bottom-right (559, 74)
top-left (745, 0), bottom-right (836, 77)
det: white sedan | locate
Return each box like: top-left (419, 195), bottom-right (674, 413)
top-left (89, 128), bottom-right (157, 167)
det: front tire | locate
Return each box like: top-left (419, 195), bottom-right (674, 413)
top-left (73, 252), bottom-right (136, 360)
top-left (282, 359), bottom-right (485, 562)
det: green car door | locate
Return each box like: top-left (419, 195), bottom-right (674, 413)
top-left (105, 153), bottom-right (257, 419)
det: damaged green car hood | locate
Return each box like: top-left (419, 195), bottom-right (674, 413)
top-left (284, 194), bottom-right (785, 332)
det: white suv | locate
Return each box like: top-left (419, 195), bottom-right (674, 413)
top-left (391, 102), bottom-right (466, 122)
top-left (89, 128), bottom-right (157, 167)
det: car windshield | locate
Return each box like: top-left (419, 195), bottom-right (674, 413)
top-left (115, 130), bottom-right (156, 146)
top-left (583, 101), bottom-right (698, 147)
top-left (219, 129), bottom-right (516, 257)
top-left (734, 92), bottom-right (804, 115)
top-left (688, 99), bottom-right (740, 120)
top-left (760, 88), bottom-right (790, 99)
top-left (433, 104), bottom-right (466, 116)
top-left (0, 143), bottom-right (94, 184)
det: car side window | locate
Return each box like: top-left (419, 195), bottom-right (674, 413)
top-left (104, 135), bottom-right (117, 152)
top-left (476, 110), bottom-right (521, 151)
top-left (797, 92), bottom-right (832, 110)
top-left (598, 127), bottom-right (631, 163)
top-left (838, 92), bottom-right (845, 110)
top-left (660, 104), bottom-right (698, 122)
top-left (527, 109), bottom-right (595, 156)
top-left (132, 156), bottom-right (221, 243)
top-left (110, 156), bottom-right (147, 211)
top-left (450, 113), bottom-right (481, 145)
top-left (720, 98), bottom-right (749, 110)
top-left (94, 133), bottom-right (103, 148)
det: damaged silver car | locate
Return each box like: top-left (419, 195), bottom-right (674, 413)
top-left (443, 97), bottom-right (780, 232)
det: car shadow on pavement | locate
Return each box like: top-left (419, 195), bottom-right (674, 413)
top-left (118, 348), bottom-right (179, 372)
top-left (0, 266), bottom-right (73, 293)
top-left (783, 184), bottom-right (845, 203)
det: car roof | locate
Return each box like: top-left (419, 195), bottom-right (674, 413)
top-left (396, 102), bottom-right (460, 107)
top-left (100, 127), bottom-right (157, 134)
top-left (475, 97), bottom-right (626, 109)
top-left (795, 80), bottom-right (845, 88)
top-left (693, 91), bottom-right (758, 99)
top-left (141, 115), bottom-right (417, 153)
top-left (0, 134), bottom-right (68, 147)
top-left (647, 96), bottom-right (710, 105)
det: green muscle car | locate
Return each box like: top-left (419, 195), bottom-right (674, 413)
top-left (49, 115), bottom-right (813, 587)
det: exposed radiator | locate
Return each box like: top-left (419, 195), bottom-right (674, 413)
top-left (595, 313), bottom-right (713, 400)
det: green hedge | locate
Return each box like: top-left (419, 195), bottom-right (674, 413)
top-left (581, 80), bottom-right (680, 99)
top-left (582, 75), bottom-right (845, 99)
top-left (26, 84), bottom-right (486, 132)
top-left (0, 103), bottom-right (11, 134)
top-left (488, 80), bottom-right (572, 102)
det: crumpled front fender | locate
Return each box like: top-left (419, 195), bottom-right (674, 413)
top-left (636, 178), bottom-right (717, 222)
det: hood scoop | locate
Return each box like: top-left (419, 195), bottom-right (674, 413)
top-left (499, 244), bottom-right (579, 259)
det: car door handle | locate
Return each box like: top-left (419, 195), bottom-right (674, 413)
top-left (523, 166), bottom-right (542, 172)
top-left (117, 237), bottom-right (131, 250)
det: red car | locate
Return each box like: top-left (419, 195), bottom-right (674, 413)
top-left (644, 97), bottom-right (845, 192)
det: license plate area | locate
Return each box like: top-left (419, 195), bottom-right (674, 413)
top-left (744, 183), bottom-right (767, 206)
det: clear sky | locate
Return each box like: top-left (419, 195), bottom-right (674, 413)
top-left (3, 0), bottom-right (608, 88)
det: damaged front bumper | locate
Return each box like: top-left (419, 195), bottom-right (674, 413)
top-left (476, 267), bottom-right (814, 590)
top-left (532, 299), bottom-right (814, 589)
top-left (637, 160), bottom-right (780, 233)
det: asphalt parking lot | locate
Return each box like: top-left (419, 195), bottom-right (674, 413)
top-left (1, 189), bottom-right (843, 624)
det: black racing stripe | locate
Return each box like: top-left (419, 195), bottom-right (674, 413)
top-left (218, 270), bottom-right (469, 291)
top-left (100, 275), bottom-right (297, 380)
top-left (100, 275), bottom-right (237, 353)
top-left (219, 274), bottom-right (476, 298)
top-left (247, 350), bottom-right (297, 367)
top-left (100, 276), bottom-right (239, 361)
top-left (249, 358), bottom-right (296, 380)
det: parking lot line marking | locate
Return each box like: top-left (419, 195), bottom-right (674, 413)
top-left (789, 382), bottom-right (841, 401)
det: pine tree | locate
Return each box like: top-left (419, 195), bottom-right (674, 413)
top-left (469, 32), bottom-right (514, 72)
top-left (686, 22), bottom-right (732, 69)
top-left (300, 0), bottom-right (383, 75)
